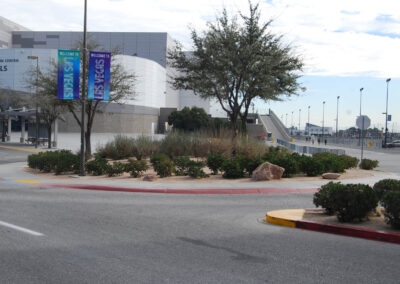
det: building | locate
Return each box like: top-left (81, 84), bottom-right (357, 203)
top-left (305, 123), bottom-right (333, 136)
top-left (0, 16), bottom-right (225, 137)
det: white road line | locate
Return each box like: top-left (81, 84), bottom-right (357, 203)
top-left (0, 220), bottom-right (44, 236)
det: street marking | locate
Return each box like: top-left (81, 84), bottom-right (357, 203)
top-left (0, 145), bottom-right (43, 153)
top-left (12, 180), bottom-right (41, 184)
top-left (0, 220), bottom-right (44, 236)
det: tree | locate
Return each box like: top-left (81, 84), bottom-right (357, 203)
top-left (168, 2), bottom-right (303, 135)
top-left (26, 61), bottom-right (69, 148)
top-left (0, 88), bottom-right (24, 142)
top-left (65, 40), bottom-right (136, 157)
top-left (168, 106), bottom-right (210, 131)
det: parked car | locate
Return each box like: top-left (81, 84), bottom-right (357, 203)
top-left (383, 140), bottom-right (400, 148)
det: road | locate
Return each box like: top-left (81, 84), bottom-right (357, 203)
top-left (0, 144), bottom-right (399, 283)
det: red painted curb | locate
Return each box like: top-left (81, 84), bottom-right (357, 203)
top-left (44, 184), bottom-right (318, 195)
top-left (296, 220), bottom-right (400, 245)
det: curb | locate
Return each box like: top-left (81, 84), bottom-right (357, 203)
top-left (266, 209), bottom-right (400, 245)
top-left (44, 184), bottom-right (319, 195)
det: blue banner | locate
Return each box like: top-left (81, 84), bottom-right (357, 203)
top-left (57, 50), bottom-right (80, 100)
top-left (88, 51), bottom-right (111, 101)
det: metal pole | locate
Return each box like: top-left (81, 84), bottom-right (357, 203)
top-left (291, 111), bottom-right (293, 135)
top-left (384, 78), bottom-right (391, 146)
top-left (336, 96), bottom-right (340, 137)
top-left (359, 87), bottom-right (364, 165)
top-left (322, 101), bottom-right (325, 137)
top-left (307, 106), bottom-right (310, 135)
top-left (299, 109), bottom-right (301, 134)
top-left (359, 88), bottom-right (363, 146)
top-left (35, 58), bottom-right (39, 149)
top-left (286, 113), bottom-right (288, 127)
top-left (80, 0), bottom-right (88, 176)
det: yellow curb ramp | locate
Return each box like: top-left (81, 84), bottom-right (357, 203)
top-left (265, 209), bottom-right (306, 228)
top-left (0, 145), bottom-right (43, 153)
top-left (12, 180), bottom-right (41, 184)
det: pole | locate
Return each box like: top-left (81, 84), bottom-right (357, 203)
top-left (286, 113), bottom-right (288, 127)
top-left (80, 0), bottom-right (88, 176)
top-left (35, 58), bottom-right (39, 149)
top-left (384, 78), bottom-right (391, 146)
top-left (307, 106), bottom-right (310, 135)
top-left (299, 109), bottom-right (301, 134)
top-left (359, 87), bottom-right (364, 166)
top-left (359, 88), bottom-right (363, 146)
top-left (336, 96), bottom-right (340, 138)
top-left (322, 101), bottom-right (325, 137)
top-left (291, 111), bottom-right (293, 135)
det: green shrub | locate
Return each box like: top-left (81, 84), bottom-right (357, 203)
top-left (151, 154), bottom-right (174, 177)
top-left (187, 161), bottom-right (209, 178)
top-left (27, 150), bottom-right (79, 174)
top-left (134, 136), bottom-right (159, 160)
top-left (85, 156), bottom-right (108, 176)
top-left (339, 155), bottom-right (359, 169)
top-left (263, 146), bottom-right (291, 161)
top-left (312, 152), bottom-right (346, 173)
top-left (158, 132), bottom-right (192, 159)
top-left (125, 159), bottom-right (149, 177)
top-left (96, 135), bottom-right (136, 160)
top-left (301, 156), bottom-right (325, 177)
top-left (314, 182), bottom-right (378, 222)
top-left (174, 156), bottom-right (192, 176)
top-left (360, 158), bottom-right (379, 170)
top-left (105, 162), bottom-right (126, 177)
top-left (221, 158), bottom-right (245, 179)
top-left (271, 155), bottom-right (299, 178)
top-left (373, 179), bottom-right (400, 200)
top-left (382, 191), bottom-right (400, 229)
top-left (206, 153), bottom-right (226, 175)
top-left (242, 156), bottom-right (264, 175)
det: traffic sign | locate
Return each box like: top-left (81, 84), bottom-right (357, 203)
top-left (356, 115), bottom-right (371, 130)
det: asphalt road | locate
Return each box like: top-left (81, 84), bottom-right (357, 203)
top-left (0, 183), bottom-right (399, 284)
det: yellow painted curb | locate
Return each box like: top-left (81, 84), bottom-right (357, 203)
top-left (265, 214), bottom-right (296, 228)
top-left (0, 145), bottom-right (43, 153)
top-left (12, 180), bottom-right (41, 184)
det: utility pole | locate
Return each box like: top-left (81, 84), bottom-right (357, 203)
top-left (384, 78), bottom-right (391, 146)
top-left (336, 96), bottom-right (340, 138)
top-left (322, 101), bottom-right (325, 137)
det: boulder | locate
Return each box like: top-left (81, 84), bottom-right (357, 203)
top-left (143, 174), bottom-right (157, 182)
top-left (252, 162), bottom-right (285, 181)
top-left (322, 173), bottom-right (341, 179)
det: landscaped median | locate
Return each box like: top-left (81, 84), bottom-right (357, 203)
top-left (265, 209), bottom-right (400, 245)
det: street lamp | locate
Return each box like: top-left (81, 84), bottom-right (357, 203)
top-left (307, 106), bottom-right (310, 135)
top-left (291, 111), bottom-right (294, 135)
top-left (27, 55), bottom-right (39, 149)
top-left (359, 87), bottom-right (364, 146)
top-left (299, 109), bottom-right (301, 134)
top-left (286, 113), bottom-right (288, 127)
top-left (322, 101), bottom-right (325, 137)
top-left (336, 96), bottom-right (340, 137)
top-left (384, 78), bottom-right (391, 146)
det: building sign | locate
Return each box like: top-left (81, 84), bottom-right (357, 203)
top-left (0, 58), bottom-right (19, 72)
top-left (57, 50), bottom-right (80, 100)
top-left (88, 51), bottom-right (111, 101)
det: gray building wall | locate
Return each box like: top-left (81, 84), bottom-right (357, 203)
top-left (0, 16), bottom-right (29, 48)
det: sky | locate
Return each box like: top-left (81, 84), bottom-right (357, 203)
top-left (2, 0), bottom-right (400, 131)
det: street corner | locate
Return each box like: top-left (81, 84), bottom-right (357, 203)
top-left (265, 208), bottom-right (400, 245)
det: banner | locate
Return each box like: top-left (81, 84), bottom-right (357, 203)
top-left (57, 50), bottom-right (80, 100)
top-left (88, 51), bottom-right (111, 101)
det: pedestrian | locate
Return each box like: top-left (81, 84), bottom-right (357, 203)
top-left (318, 138), bottom-right (320, 145)
top-left (312, 139), bottom-right (314, 145)
top-left (324, 139), bottom-right (327, 145)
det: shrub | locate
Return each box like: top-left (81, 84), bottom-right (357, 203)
top-left (263, 146), bottom-right (291, 161)
top-left (174, 156), bottom-right (192, 176)
top-left (151, 154), bottom-right (174, 177)
top-left (373, 179), bottom-right (400, 200)
top-left (242, 156), bottom-right (265, 175)
top-left (221, 158), bottom-right (245, 179)
top-left (312, 152), bottom-right (346, 173)
top-left (85, 156), bottom-right (109, 176)
top-left (27, 150), bottom-right (79, 174)
top-left (271, 155), bottom-right (299, 178)
top-left (339, 155), bottom-right (359, 169)
top-left (207, 153), bottom-right (226, 175)
top-left (187, 161), bottom-right (209, 178)
top-left (301, 156), bottom-right (325, 177)
top-left (382, 191), bottom-right (400, 229)
top-left (125, 159), bottom-right (149, 177)
top-left (134, 136), bottom-right (159, 160)
top-left (360, 158), bottom-right (379, 170)
top-left (105, 162), bottom-right (126, 177)
top-left (314, 182), bottom-right (378, 222)
top-left (96, 135), bottom-right (136, 160)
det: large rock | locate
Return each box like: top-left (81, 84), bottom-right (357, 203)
top-left (252, 162), bottom-right (285, 181)
top-left (322, 173), bottom-right (341, 179)
top-left (143, 174), bottom-right (157, 182)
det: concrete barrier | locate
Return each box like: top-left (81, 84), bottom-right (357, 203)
top-left (276, 139), bottom-right (345, 155)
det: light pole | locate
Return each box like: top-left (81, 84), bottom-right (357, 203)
top-left (286, 113), bottom-right (288, 127)
top-left (359, 87), bottom-right (364, 146)
top-left (27, 55), bottom-right (39, 149)
top-left (79, 0), bottom-right (88, 176)
top-left (384, 78), bottom-right (391, 146)
top-left (322, 101), bottom-right (325, 137)
top-left (298, 108), bottom-right (301, 135)
top-left (336, 96), bottom-right (340, 137)
top-left (307, 106), bottom-right (310, 135)
top-left (291, 111), bottom-right (294, 135)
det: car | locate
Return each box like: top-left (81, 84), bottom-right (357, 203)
top-left (383, 140), bottom-right (400, 148)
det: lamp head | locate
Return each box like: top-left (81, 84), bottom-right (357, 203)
top-left (387, 78), bottom-right (391, 83)
top-left (337, 96), bottom-right (340, 99)
top-left (360, 87), bottom-right (364, 91)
